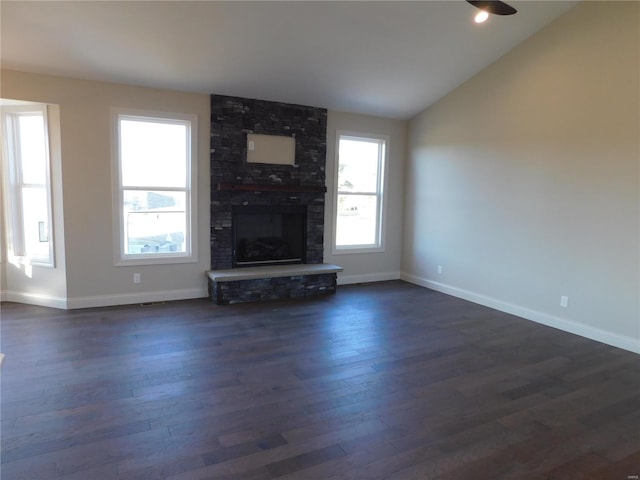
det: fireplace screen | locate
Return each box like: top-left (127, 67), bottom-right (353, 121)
top-left (232, 205), bottom-right (306, 267)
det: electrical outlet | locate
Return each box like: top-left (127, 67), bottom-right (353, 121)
top-left (437, 265), bottom-right (443, 275)
top-left (133, 273), bottom-right (141, 284)
top-left (560, 295), bottom-right (569, 308)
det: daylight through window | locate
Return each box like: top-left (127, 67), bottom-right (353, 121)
top-left (1, 105), bottom-right (54, 266)
top-left (334, 133), bottom-right (387, 252)
top-left (114, 111), bottom-right (197, 264)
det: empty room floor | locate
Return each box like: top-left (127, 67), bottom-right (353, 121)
top-left (1, 281), bottom-right (639, 479)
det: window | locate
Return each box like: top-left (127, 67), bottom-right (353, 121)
top-left (333, 132), bottom-right (388, 253)
top-left (1, 104), bottom-right (54, 266)
top-left (113, 109), bottom-right (197, 265)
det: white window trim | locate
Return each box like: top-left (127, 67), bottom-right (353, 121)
top-left (332, 130), bottom-right (389, 255)
top-left (1, 103), bottom-right (55, 267)
top-left (111, 108), bottom-right (198, 266)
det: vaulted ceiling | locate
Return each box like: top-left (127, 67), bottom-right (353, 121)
top-left (1, 1), bottom-right (577, 119)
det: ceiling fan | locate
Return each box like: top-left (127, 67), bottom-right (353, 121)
top-left (466, 0), bottom-right (518, 16)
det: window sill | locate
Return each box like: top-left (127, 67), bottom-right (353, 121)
top-left (331, 246), bottom-right (385, 255)
top-left (115, 254), bottom-right (198, 267)
top-left (8, 255), bottom-right (54, 268)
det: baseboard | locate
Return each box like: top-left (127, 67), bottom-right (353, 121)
top-left (66, 288), bottom-right (209, 309)
top-left (400, 272), bottom-right (640, 355)
top-left (337, 271), bottom-right (400, 286)
top-left (2, 288), bottom-right (209, 310)
top-left (2, 290), bottom-right (68, 309)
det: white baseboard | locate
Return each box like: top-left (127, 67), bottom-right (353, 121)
top-left (400, 272), bottom-right (640, 355)
top-left (2, 290), bottom-right (68, 309)
top-left (337, 271), bottom-right (400, 286)
top-left (66, 288), bottom-right (209, 309)
top-left (1, 288), bottom-right (208, 310)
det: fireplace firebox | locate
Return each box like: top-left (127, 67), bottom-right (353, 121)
top-left (232, 205), bottom-right (306, 267)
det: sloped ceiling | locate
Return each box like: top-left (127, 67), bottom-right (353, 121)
top-left (1, 1), bottom-right (577, 119)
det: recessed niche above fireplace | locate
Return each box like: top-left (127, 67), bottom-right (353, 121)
top-left (233, 205), bottom-right (306, 267)
top-left (246, 133), bottom-right (296, 165)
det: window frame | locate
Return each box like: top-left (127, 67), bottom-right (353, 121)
top-left (1, 103), bottom-right (55, 267)
top-left (332, 130), bottom-right (389, 255)
top-left (111, 108), bottom-right (198, 266)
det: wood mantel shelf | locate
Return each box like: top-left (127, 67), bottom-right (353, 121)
top-left (216, 183), bottom-right (327, 193)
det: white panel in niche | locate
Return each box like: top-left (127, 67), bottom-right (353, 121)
top-left (247, 133), bottom-right (295, 165)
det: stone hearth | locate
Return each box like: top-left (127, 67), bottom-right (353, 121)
top-left (207, 264), bottom-right (343, 305)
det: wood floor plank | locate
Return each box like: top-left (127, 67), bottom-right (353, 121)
top-left (265, 444), bottom-right (347, 477)
top-left (2, 281), bottom-right (639, 479)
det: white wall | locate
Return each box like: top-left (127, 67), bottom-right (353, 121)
top-left (1, 71), bottom-right (211, 308)
top-left (402, 1), bottom-right (640, 353)
top-left (324, 110), bottom-right (406, 285)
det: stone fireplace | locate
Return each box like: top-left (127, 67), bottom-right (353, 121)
top-left (208, 94), bottom-right (341, 304)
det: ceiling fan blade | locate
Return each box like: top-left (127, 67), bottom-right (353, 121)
top-left (466, 0), bottom-right (518, 16)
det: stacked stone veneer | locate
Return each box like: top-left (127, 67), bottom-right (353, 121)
top-left (209, 274), bottom-right (337, 305)
top-left (209, 94), bottom-right (331, 303)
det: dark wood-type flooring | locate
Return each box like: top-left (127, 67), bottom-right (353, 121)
top-left (1, 281), bottom-right (639, 479)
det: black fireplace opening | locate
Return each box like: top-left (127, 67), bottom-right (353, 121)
top-left (232, 205), bottom-right (307, 267)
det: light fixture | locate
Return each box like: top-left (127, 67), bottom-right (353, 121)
top-left (466, 0), bottom-right (518, 16)
top-left (474, 10), bottom-right (489, 23)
